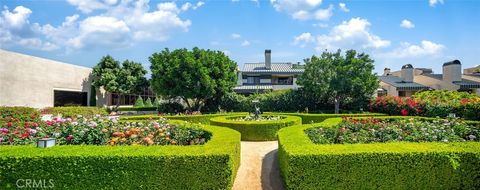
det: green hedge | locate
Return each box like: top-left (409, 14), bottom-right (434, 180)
top-left (0, 125), bottom-right (241, 190)
top-left (210, 115), bottom-right (302, 141)
top-left (117, 107), bottom-right (158, 111)
top-left (120, 113), bottom-right (248, 124)
top-left (42, 107), bottom-right (108, 118)
top-left (277, 112), bottom-right (386, 124)
top-left (278, 117), bottom-right (480, 190)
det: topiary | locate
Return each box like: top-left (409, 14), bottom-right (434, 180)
top-left (134, 96), bottom-right (145, 107)
top-left (144, 97), bottom-right (153, 107)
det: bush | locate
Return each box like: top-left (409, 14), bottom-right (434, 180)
top-left (117, 107), bottom-right (157, 112)
top-left (157, 101), bottom-right (185, 113)
top-left (121, 113), bottom-right (247, 124)
top-left (134, 96), bottom-right (145, 107)
top-left (42, 107), bottom-right (108, 118)
top-left (278, 117), bottom-right (480, 190)
top-left (0, 125), bottom-right (241, 189)
top-left (277, 113), bottom-right (387, 124)
top-left (371, 91), bottom-right (480, 120)
top-left (0, 107), bottom-right (40, 124)
top-left (144, 97), bottom-right (153, 107)
top-left (209, 115), bottom-right (302, 141)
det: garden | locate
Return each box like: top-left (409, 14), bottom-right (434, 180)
top-left (1, 49), bottom-right (480, 189)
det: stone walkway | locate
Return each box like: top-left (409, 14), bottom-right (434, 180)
top-left (232, 141), bottom-right (285, 190)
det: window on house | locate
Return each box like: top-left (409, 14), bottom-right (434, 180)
top-left (247, 76), bottom-right (260, 84)
top-left (398, 91), bottom-right (406, 97)
top-left (277, 77), bottom-right (292, 85)
top-left (54, 90), bottom-right (88, 107)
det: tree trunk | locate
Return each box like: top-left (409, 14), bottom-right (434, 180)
top-left (334, 97), bottom-right (340, 114)
top-left (114, 94), bottom-right (121, 112)
top-left (182, 97), bottom-right (192, 111)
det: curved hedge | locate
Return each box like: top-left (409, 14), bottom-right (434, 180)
top-left (210, 115), bottom-right (302, 141)
top-left (278, 117), bottom-right (480, 190)
top-left (0, 124), bottom-right (241, 190)
top-left (276, 112), bottom-right (387, 124)
top-left (120, 113), bottom-right (248, 124)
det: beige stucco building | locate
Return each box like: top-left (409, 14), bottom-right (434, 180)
top-left (0, 49), bottom-right (107, 108)
top-left (379, 60), bottom-right (480, 97)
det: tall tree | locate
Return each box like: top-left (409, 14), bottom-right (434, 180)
top-left (92, 55), bottom-right (147, 110)
top-left (149, 47), bottom-right (237, 112)
top-left (298, 49), bottom-right (379, 114)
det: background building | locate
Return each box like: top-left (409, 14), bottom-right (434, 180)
top-left (378, 60), bottom-right (480, 97)
top-left (234, 50), bottom-right (304, 94)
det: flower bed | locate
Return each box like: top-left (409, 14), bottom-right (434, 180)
top-left (306, 117), bottom-right (479, 144)
top-left (41, 106), bottom-right (108, 118)
top-left (209, 115), bottom-right (301, 141)
top-left (0, 124), bottom-right (240, 189)
top-left (1, 116), bottom-right (210, 146)
top-left (275, 112), bottom-right (387, 124)
top-left (278, 116), bottom-right (480, 190)
top-left (232, 115), bottom-right (283, 121)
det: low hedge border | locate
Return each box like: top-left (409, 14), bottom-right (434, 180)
top-left (0, 124), bottom-right (241, 190)
top-left (120, 113), bottom-right (248, 124)
top-left (278, 117), bottom-right (480, 190)
top-left (117, 107), bottom-right (158, 111)
top-left (274, 112), bottom-right (387, 124)
top-left (210, 115), bottom-right (302, 141)
top-left (42, 107), bottom-right (108, 118)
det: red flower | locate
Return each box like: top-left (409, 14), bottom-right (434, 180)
top-left (21, 133), bottom-right (29, 138)
top-left (66, 135), bottom-right (73, 141)
top-left (32, 122), bottom-right (38, 127)
top-left (7, 122), bottom-right (12, 127)
top-left (400, 109), bottom-right (408, 116)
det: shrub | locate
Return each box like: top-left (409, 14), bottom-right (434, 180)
top-left (278, 112), bottom-right (387, 124)
top-left (0, 107), bottom-right (40, 124)
top-left (41, 107), bottom-right (108, 118)
top-left (369, 96), bottom-right (423, 116)
top-left (278, 117), bottom-right (480, 190)
top-left (144, 97), bottom-right (154, 107)
top-left (0, 125), bottom-right (241, 189)
top-left (209, 115), bottom-right (302, 141)
top-left (157, 101), bottom-right (185, 113)
top-left (134, 96), bottom-right (145, 107)
top-left (117, 107), bottom-right (157, 112)
top-left (121, 113), bottom-right (247, 124)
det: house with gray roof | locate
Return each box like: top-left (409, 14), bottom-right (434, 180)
top-left (378, 60), bottom-right (480, 97)
top-left (234, 50), bottom-right (304, 94)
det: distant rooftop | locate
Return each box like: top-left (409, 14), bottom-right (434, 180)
top-left (424, 74), bottom-right (480, 89)
top-left (241, 63), bottom-right (304, 74)
top-left (378, 75), bottom-right (430, 91)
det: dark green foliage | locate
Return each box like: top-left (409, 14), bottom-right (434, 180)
top-left (0, 107), bottom-right (40, 124)
top-left (134, 96), bottom-right (145, 107)
top-left (278, 117), bottom-right (480, 190)
top-left (157, 101), bottom-right (185, 113)
top-left (89, 85), bottom-right (96, 106)
top-left (297, 49), bottom-right (379, 113)
top-left (209, 115), bottom-right (302, 141)
top-left (149, 48), bottom-right (237, 112)
top-left (41, 107), bottom-right (108, 118)
top-left (0, 125), bottom-right (241, 190)
top-left (276, 113), bottom-right (386, 124)
top-left (120, 113), bottom-right (247, 124)
top-left (92, 55), bottom-right (147, 109)
top-left (117, 107), bottom-right (157, 111)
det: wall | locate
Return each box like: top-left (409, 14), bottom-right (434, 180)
top-left (414, 75), bottom-right (459, 90)
top-left (0, 50), bottom-right (105, 108)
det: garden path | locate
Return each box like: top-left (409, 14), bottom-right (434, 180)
top-left (232, 141), bottom-right (285, 190)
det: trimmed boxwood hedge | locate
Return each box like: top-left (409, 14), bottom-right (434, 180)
top-left (278, 117), bottom-right (480, 190)
top-left (117, 107), bottom-right (158, 111)
top-left (210, 115), bottom-right (302, 141)
top-left (120, 113), bottom-right (248, 124)
top-left (276, 112), bottom-right (387, 124)
top-left (0, 124), bottom-right (241, 190)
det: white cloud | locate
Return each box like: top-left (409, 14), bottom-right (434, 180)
top-left (222, 50), bottom-right (231, 56)
top-left (429, 0), bottom-right (444, 7)
top-left (231, 33), bottom-right (241, 39)
top-left (312, 23), bottom-right (328, 28)
top-left (66, 0), bottom-right (112, 13)
top-left (271, 0), bottom-right (329, 20)
top-left (400, 19), bottom-right (415, 29)
top-left (339, 3), bottom-right (349, 12)
top-left (314, 5), bottom-right (333, 21)
top-left (293, 32), bottom-right (314, 47)
top-left (313, 17), bottom-right (390, 51)
top-left (383, 40), bottom-right (445, 58)
top-left (241, 40), bottom-right (250, 46)
top-left (0, 1), bottom-right (195, 51)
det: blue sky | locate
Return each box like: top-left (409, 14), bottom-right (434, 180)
top-left (1, 0), bottom-right (479, 74)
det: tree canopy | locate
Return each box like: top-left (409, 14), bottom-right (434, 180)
top-left (297, 49), bottom-right (379, 113)
top-left (149, 47), bottom-right (237, 112)
top-left (92, 55), bottom-right (147, 108)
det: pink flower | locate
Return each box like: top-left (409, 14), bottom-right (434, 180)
top-left (400, 109), bottom-right (408, 116)
top-left (66, 135), bottom-right (73, 141)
